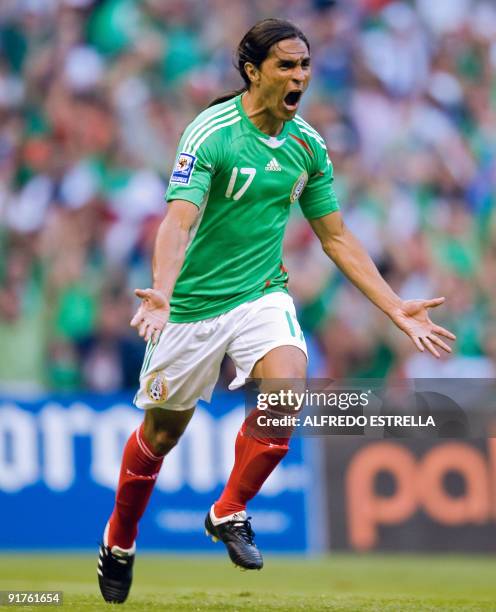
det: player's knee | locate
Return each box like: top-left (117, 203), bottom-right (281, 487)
top-left (148, 429), bottom-right (182, 456)
top-left (283, 351), bottom-right (307, 379)
top-left (252, 345), bottom-right (307, 380)
top-left (143, 406), bottom-right (195, 456)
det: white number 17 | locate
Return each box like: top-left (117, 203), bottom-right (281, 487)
top-left (225, 167), bottom-right (256, 201)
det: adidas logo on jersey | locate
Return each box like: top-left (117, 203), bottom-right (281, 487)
top-left (265, 157), bottom-right (282, 172)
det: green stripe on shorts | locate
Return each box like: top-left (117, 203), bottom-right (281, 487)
top-left (285, 310), bottom-right (296, 337)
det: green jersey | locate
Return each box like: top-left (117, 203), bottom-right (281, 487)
top-left (166, 93), bottom-right (339, 323)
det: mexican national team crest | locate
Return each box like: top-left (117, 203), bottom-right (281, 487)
top-left (170, 152), bottom-right (196, 185)
top-left (146, 370), bottom-right (168, 403)
top-left (290, 171), bottom-right (308, 203)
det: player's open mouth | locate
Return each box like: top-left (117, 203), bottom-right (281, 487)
top-left (283, 90), bottom-right (302, 110)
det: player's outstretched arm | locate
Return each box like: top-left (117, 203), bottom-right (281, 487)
top-left (309, 211), bottom-right (456, 358)
top-left (131, 199), bottom-right (198, 343)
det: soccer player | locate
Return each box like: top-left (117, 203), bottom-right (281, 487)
top-left (97, 18), bottom-right (455, 603)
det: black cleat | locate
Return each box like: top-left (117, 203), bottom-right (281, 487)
top-left (205, 508), bottom-right (263, 570)
top-left (97, 541), bottom-right (135, 603)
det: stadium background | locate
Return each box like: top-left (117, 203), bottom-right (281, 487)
top-left (1, 0), bottom-right (496, 607)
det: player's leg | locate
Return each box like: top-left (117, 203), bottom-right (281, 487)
top-left (205, 292), bottom-right (307, 569)
top-left (107, 406), bottom-right (195, 550)
top-left (98, 406), bottom-right (194, 604)
top-left (98, 316), bottom-right (228, 603)
top-left (213, 345), bottom-right (306, 518)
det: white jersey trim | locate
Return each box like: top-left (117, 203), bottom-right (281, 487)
top-left (191, 116), bottom-right (242, 155)
top-left (295, 126), bottom-right (327, 150)
top-left (183, 104), bottom-right (236, 152)
top-left (294, 115), bottom-right (326, 144)
top-left (185, 109), bottom-right (239, 154)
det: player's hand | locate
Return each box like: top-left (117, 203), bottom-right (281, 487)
top-left (130, 288), bottom-right (170, 344)
top-left (389, 297), bottom-right (456, 358)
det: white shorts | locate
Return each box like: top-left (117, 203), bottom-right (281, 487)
top-left (134, 291), bottom-right (307, 411)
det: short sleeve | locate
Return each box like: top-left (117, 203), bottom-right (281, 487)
top-left (299, 146), bottom-right (340, 220)
top-left (165, 128), bottom-right (216, 208)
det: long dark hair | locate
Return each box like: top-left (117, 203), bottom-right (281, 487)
top-left (208, 18), bottom-right (310, 107)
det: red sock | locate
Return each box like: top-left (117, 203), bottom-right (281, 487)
top-left (214, 419), bottom-right (289, 517)
top-left (107, 423), bottom-right (164, 549)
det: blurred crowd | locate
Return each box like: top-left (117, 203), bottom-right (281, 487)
top-left (0, 0), bottom-right (495, 393)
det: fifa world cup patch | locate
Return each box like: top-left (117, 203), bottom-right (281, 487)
top-left (290, 171), bottom-right (308, 203)
top-left (170, 152), bottom-right (196, 185)
top-left (145, 370), bottom-right (168, 404)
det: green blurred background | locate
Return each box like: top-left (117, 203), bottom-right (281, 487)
top-left (0, 0), bottom-right (494, 388)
